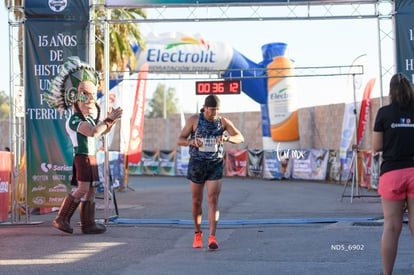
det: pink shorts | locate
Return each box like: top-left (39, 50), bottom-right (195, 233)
top-left (378, 166), bottom-right (414, 200)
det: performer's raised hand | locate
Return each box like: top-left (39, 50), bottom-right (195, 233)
top-left (108, 107), bottom-right (123, 121)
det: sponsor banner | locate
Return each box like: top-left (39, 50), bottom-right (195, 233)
top-left (291, 149), bottom-right (311, 180)
top-left (327, 150), bottom-right (341, 183)
top-left (159, 150), bottom-right (176, 176)
top-left (395, 0), bottom-right (414, 80)
top-left (340, 150), bottom-right (354, 182)
top-left (292, 149), bottom-right (328, 180)
top-left (24, 0), bottom-right (89, 207)
top-left (225, 150), bottom-right (247, 177)
top-left (118, 153), bottom-right (126, 187)
top-left (97, 151), bottom-right (125, 188)
top-left (262, 150), bottom-right (291, 180)
top-left (360, 150), bottom-right (372, 188)
top-left (357, 79), bottom-right (375, 147)
top-left (247, 149), bottom-right (263, 178)
top-left (370, 153), bottom-right (381, 190)
top-left (98, 73), bottom-right (135, 152)
top-left (141, 150), bottom-right (159, 175)
top-left (0, 151), bottom-right (10, 221)
top-left (127, 64), bottom-right (148, 166)
top-left (120, 73), bottom-right (139, 153)
top-left (339, 103), bottom-right (356, 163)
top-left (175, 149), bottom-right (189, 176)
top-left (128, 161), bottom-right (142, 176)
top-left (135, 32), bottom-right (233, 73)
top-left (310, 149), bottom-right (329, 181)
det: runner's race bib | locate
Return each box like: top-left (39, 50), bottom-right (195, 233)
top-left (198, 137), bottom-right (218, 153)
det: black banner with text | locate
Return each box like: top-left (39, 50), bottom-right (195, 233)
top-left (24, 0), bottom-right (89, 207)
top-left (395, 0), bottom-right (414, 81)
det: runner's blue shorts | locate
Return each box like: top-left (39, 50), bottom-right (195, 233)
top-left (187, 158), bottom-right (223, 184)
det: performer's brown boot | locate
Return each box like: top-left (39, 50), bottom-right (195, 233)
top-left (80, 201), bottom-right (107, 234)
top-left (52, 194), bottom-right (80, 234)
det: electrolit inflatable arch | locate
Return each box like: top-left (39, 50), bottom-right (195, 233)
top-left (135, 32), bottom-right (299, 149)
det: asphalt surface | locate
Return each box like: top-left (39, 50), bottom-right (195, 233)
top-left (1, 176), bottom-right (413, 275)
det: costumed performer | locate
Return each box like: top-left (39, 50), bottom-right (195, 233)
top-left (46, 56), bottom-right (123, 234)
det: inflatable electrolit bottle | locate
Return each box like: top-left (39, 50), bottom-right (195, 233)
top-left (262, 43), bottom-right (299, 149)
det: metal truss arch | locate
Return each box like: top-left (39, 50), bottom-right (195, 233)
top-left (6, 0), bottom-right (395, 224)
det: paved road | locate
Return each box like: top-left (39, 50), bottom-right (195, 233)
top-left (1, 176), bottom-right (413, 275)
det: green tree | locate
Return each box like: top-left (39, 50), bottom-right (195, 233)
top-left (0, 90), bottom-right (9, 119)
top-left (94, 6), bottom-right (147, 74)
top-left (146, 83), bottom-right (178, 118)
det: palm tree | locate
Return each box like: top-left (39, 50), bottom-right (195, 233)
top-left (94, 7), bottom-right (147, 75)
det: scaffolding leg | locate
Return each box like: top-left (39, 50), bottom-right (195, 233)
top-left (341, 149), bottom-right (357, 202)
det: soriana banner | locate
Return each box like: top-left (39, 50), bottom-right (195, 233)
top-left (24, 0), bottom-right (89, 207)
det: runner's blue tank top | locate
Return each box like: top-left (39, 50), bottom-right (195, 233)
top-left (189, 112), bottom-right (224, 160)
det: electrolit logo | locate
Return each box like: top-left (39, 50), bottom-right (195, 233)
top-left (276, 143), bottom-right (306, 161)
top-left (268, 79), bottom-right (296, 127)
top-left (146, 36), bottom-right (216, 64)
top-left (270, 87), bottom-right (289, 100)
top-left (146, 49), bottom-right (217, 64)
top-left (136, 33), bottom-right (234, 73)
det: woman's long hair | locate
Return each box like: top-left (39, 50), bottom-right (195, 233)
top-left (389, 72), bottom-right (414, 110)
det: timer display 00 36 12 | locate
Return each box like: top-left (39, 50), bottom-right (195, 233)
top-left (195, 80), bottom-right (241, 95)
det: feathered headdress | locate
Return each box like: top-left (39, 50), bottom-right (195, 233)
top-left (46, 56), bottom-right (100, 113)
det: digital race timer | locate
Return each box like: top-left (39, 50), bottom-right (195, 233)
top-left (195, 80), bottom-right (241, 95)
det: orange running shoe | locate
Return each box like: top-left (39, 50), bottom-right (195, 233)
top-left (193, 232), bottom-right (203, 248)
top-left (208, 235), bottom-right (218, 250)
